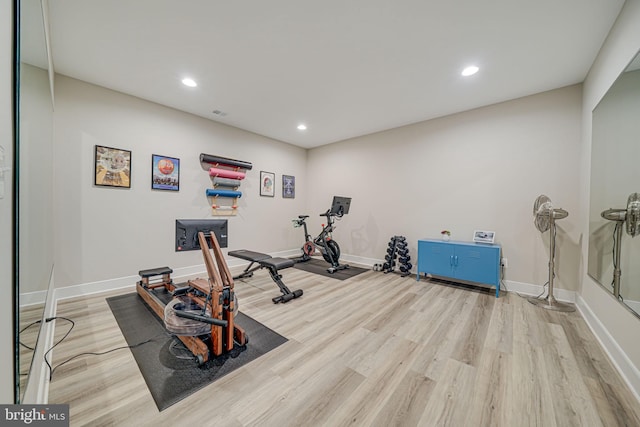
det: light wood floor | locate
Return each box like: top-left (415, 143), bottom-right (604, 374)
top-left (47, 265), bottom-right (640, 426)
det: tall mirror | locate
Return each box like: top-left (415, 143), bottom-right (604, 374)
top-left (588, 51), bottom-right (640, 318)
top-left (17, 0), bottom-right (54, 402)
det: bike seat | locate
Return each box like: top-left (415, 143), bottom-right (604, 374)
top-left (298, 215), bottom-right (309, 219)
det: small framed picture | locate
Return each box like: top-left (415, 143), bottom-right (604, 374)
top-left (282, 175), bottom-right (295, 199)
top-left (473, 230), bottom-right (495, 244)
top-left (260, 171), bottom-right (275, 197)
top-left (151, 154), bottom-right (180, 191)
top-left (94, 145), bottom-right (131, 188)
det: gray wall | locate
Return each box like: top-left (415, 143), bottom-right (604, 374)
top-left (19, 64), bottom-right (53, 296)
top-left (53, 75), bottom-right (309, 288)
top-left (307, 85), bottom-right (582, 292)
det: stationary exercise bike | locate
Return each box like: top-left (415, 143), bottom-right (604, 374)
top-left (293, 196), bottom-right (351, 273)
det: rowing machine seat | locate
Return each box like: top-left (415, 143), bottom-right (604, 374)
top-left (139, 266), bottom-right (173, 277)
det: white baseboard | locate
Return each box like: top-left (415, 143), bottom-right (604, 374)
top-left (54, 250), bottom-right (304, 302)
top-left (339, 254), bottom-right (379, 268)
top-left (54, 264), bottom-right (204, 302)
top-left (502, 279), bottom-right (576, 303)
top-left (624, 299), bottom-right (640, 314)
top-left (576, 295), bottom-right (640, 402)
top-left (344, 257), bottom-right (579, 304)
top-left (19, 290), bottom-right (48, 307)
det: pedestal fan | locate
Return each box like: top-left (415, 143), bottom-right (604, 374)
top-left (529, 195), bottom-right (575, 312)
top-left (600, 192), bottom-right (640, 299)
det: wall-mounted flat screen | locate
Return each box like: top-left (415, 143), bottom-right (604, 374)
top-left (175, 219), bottom-right (228, 251)
top-left (330, 196), bottom-right (352, 216)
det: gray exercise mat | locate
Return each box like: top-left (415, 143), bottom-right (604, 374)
top-left (293, 257), bottom-right (368, 280)
top-left (106, 292), bottom-right (287, 411)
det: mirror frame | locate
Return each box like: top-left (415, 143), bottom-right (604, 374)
top-left (12, 0), bottom-right (20, 404)
top-left (15, 0), bottom-right (56, 403)
top-left (588, 49), bottom-right (640, 320)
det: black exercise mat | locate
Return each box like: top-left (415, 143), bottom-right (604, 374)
top-left (106, 292), bottom-right (287, 411)
top-left (293, 257), bottom-right (368, 280)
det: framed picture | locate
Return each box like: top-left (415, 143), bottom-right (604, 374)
top-left (282, 175), bottom-right (295, 199)
top-left (260, 171), bottom-right (275, 197)
top-left (473, 230), bottom-right (495, 244)
top-left (151, 154), bottom-right (180, 191)
top-left (94, 145), bottom-right (131, 188)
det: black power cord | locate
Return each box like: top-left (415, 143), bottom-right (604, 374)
top-left (44, 316), bottom-right (75, 380)
top-left (18, 319), bottom-right (45, 376)
top-left (42, 316), bottom-right (166, 381)
top-left (19, 319), bottom-right (43, 352)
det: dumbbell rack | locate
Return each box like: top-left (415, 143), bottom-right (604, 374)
top-left (382, 235), bottom-right (412, 277)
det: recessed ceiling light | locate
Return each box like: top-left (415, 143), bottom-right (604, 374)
top-left (461, 66), bottom-right (479, 77)
top-left (182, 77), bottom-right (197, 87)
top-left (297, 124), bottom-right (307, 130)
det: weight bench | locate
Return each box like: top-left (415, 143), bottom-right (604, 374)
top-left (229, 249), bottom-right (303, 304)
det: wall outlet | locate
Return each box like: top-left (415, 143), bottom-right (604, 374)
top-left (501, 257), bottom-right (508, 268)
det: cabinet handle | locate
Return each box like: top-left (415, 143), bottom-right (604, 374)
top-left (450, 255), bottom-right (454, 266)
top-left (454, 255), bottom-right (459, 267)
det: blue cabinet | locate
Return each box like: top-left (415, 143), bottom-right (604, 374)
top-left (417, 239), bottom-right (501, 298)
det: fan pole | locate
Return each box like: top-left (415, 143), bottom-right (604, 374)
top-left (528, 220), bottom-right (575, 312)
top-left (612, 221), bottom-right (624, 299)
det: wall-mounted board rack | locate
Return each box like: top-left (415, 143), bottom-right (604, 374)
top-left (200, 153), bottom-right (253, 216)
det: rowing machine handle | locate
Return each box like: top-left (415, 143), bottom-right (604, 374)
top-left (174, 310), bottom-right (228, 327)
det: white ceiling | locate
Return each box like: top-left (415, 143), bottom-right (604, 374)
top-left (35, 0), bottom-right (626, 148)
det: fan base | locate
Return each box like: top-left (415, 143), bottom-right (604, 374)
top-left (527, 296), bottom-right (575, 312)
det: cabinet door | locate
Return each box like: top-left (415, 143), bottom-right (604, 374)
top-left (454, 245), bottom-right (499, 286)
top-left (419, 240), bottom-right (453, 277)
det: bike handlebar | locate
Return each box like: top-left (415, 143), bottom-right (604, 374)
top-left (319, 209), bottom-right (343, 218)
top-left (320, 209), bottom-right (342, 217)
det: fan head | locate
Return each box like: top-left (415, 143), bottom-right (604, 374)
top-left (601, 208), bottom-right (627, 221)
top-left (600, 193), bottom-right (640, 237)
top-left (533, 195), bottom-right (568, 232)
top-left (626, 193), bottom-right (640, 237)
top-left (533, 195), bottom-right (552, 232)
